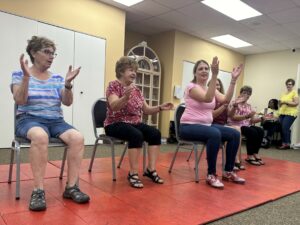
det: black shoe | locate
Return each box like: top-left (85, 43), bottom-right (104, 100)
top-left (29, 189), bottom-right (46, 211)
top-left (63, 184), bottom-right (90, 203)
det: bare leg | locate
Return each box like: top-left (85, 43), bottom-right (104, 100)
top-left (27, 127), bottom-right (49, 190)
top-left (59, 129), bottom-right (84, 187)
top-left (127, 147), bottom-right (141, 174)
top-left (147, 145), bottom-right (159, 171)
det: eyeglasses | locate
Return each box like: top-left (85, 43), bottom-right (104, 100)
top-left (286, 83), bottom-right (293, 86)
top-left (241, 91), bottom-right (251, 96)
top-left (40, 49), bottom-right (57, 58)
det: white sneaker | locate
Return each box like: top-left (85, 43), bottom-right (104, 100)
top-left (206, 174), bottom-right (224, 189)
top-left (222, 171), bottom-right (245, 184)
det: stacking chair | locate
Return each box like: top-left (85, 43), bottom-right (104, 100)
top-left (88, 98), bottom-right (124, 181)
top-left (8, 105), bottom-right (67, 200)
top-left (168, 103), bottom-right (225, 182)
top-left (168, 103), bottom-right (206, 182)
top-left (89, 98), bottom-right (147, 180)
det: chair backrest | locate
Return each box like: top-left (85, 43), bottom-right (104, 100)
top-left (91, 98), bottom-right (107, 138)
top-left (174, 103), bottom-right (186, 142)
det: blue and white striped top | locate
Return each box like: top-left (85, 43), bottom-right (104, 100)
top-left (12, 70), bottom-right (65, 119)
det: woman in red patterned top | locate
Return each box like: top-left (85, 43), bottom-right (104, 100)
top-left (104, 56), bottom-right (174, 188)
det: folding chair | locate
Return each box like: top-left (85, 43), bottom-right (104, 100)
top-left (168, 103), bottom-right (225, 182)
top-left (8, 105), bottom-right (67, 200)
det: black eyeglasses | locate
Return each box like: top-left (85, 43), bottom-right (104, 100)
top-left (286, 83), bottom-right (293, 86)
top-left (40, 49), bottom-right (57, 58)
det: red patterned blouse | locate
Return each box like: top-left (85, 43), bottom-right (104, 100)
top-left (104, 80), bottom-right (144, 127)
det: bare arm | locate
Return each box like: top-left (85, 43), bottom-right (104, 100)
top-left (216, 64), bottom-right (243, 104)
top-left (107, 85), bottom-right (134, 111)
top-left (213, 104), bottom-right (228, 118)
top-left (281, 96), bottom-right (299, 107)
top-left (13, 54), bottom-right (30, 105)
top-left (142, 101), bottom-right (174, 115)
top-left (61, 66), bottom-right (81, 106)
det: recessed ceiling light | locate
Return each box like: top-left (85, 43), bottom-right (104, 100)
top-left (202, 0), bottom-right (262, 21)
top-left (113, 0), bottom-right (144, 7)
top-left (211, 34), bottom-right (252, 48)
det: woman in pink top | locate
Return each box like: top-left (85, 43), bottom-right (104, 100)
top-left (180, 57), bottom-right (245, 189)
top-left (104, 56), bottom-right (173, 188)
top-left (228, 86), bottom-right (265, 166)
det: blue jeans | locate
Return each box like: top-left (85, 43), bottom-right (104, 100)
top-left (279, 115), bottom-right (297, 145)
top-left (180, 123), bottom-right (240, 175)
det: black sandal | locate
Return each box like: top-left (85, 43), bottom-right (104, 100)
top-left (127, 172), bottom-right (144, 188)
top-left (234, 162), bottom-right (246, 170)
top-left (143, 168), bottom-right (164, 184)
top-left (245, 158), bottom-right (261, 166)
top-left (255, 157), bottom-right (265, 165)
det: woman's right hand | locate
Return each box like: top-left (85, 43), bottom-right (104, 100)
top-left (124, 84), bottom-right (134, 99)
top-left (20, 54), bottom-right (30, 78)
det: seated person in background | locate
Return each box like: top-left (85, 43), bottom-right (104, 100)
top-left (228, 86), bottom-right (265, 166)
top-left (104, 56), bottom-right (173, 188)
top-left (212, 78), bottom-right (245, 171)
top-left (12, 36), bottom-right (90, 211)
top-left (180, 56), bottom-right (245, 189)
top-left (260, 99), bottom-right (280, 147)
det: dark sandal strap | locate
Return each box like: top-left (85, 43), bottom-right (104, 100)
top-left (127, 173), bottom-right (143, 188)
top-left (144, 169), bottom-right (164, 184)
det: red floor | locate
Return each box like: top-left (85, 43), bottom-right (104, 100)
top-left (1, 151), bottom-right (300, 225)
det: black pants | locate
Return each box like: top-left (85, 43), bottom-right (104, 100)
top-left (105, 122), bottom-right (161, 148)
top-left (241, 126), bottom-right (264, 155)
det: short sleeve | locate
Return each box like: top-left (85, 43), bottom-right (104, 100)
top-left (106, 80), bottom-right (121, 98)
top-left (11, 71), bottom-right (23, 86)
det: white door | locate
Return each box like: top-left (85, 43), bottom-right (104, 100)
top-left (37, 22), bottom-right (75, 125)
top-left (0, 12), bottom-right (37, 148)
top-left (72, 32), bottom-right (106, 145)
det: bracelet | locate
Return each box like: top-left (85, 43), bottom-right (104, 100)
top-left (230, 81), bottom-right (236, 85)
top-left (65, 83), bottom-right (73, 90)
top-left (159, 106), bottom-right (162, 111)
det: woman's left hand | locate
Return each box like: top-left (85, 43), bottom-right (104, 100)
top-left (65, 65), bottom-right (81, 84)
top-left (231, 64), bottom-right (243, 80)
top-left (160, 102), bottom-right (174, 111)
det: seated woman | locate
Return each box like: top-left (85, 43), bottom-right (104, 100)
top-left (212, 79), bottom-right (245, 171)
top-left (228, 86), bottom-right (265, 166)
top-left (12, 36), bottom-right (90, 211)
top-left (104, 56), bottom-right (173, 188)
top-left (260, 99), bottom-right (280, 147)
top-left (180, 57), bottom-right (245, 189)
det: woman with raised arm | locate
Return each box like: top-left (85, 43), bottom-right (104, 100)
top-left (180, 57), bottom-right (245, 189)
top-left (104, 56), bottom-right (173, 188)
top-left (12, 36), bottom-right (90, 212)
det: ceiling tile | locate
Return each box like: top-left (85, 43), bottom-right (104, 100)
top-left (284, 22), bottom-right (300, 36)
top-left (152, 0), bottom-right (198, 9)
top-left (268, 8), bottom-right (300, 24)
top-left (126, 11), bottom-right (152, 24)
top-left (254, 25), bottom-right (299, 41)
top-left (243, 0), bottom-right (296, 14)
top-left (130, 0), bottom-right (171, 16)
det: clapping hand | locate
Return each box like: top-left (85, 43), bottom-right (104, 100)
top-left (65, 65), bottom-right (81, 85)
top-left (124, 84), bottom-right (135, 99)
top-left (231, 64), bottom-right (243, 80)
top-left (211, 56), bottom-right (219, 76)
top-left (20, 54), bottom-right (30, 78)
top-left (160, 102), bottom-right (174, 111)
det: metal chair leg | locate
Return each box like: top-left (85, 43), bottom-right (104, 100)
top-left (15, 145), bottom-right (21, 200)
top-left (59, 147), bottom-right (68, 179)
top-left (194, 144), bottom-right (199, 183)
top-left (169, 143), bottom-right (180, 173)
top-left (8, 143), bottom-right (15, 184)
top-left (186, 149), bottom-right (193, 162)
top-left (110, 141), bottom-right (116, 181)
top-left (143, 142), bottom-right (147, 173)
top-left (117, 143), bottom-right (128, 168)
top-left (88, 139), bottom-right (99, 172)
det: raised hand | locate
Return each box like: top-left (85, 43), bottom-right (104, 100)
top-left (211, 56), bottom-right (219, 76)
top-left (20, 54), bottom-right (30, 77)
top-left (160, 102), bottom-right (174, 111)
top-left (231, 64), bottom-right (243, 80)
top-left (124, 84), bottom-right (135, 99)
top-left (65, 65), bottom-right (81, 85)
